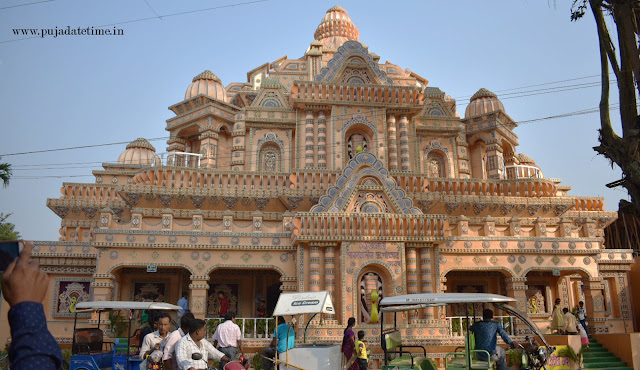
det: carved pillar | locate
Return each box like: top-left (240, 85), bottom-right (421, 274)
top-left (506, 277), bottom-right (529, 335)
top-left (317, 111), bottom-right (327, 168)
top-left (398, 114), bottom-right (410, 171)
top-left (309, 246), bottom-right (321, 291)
top-left (582, 277), bottom-right (606, 335)
top-left (92, 273), bottom-right (115, 302)
top-left (161, 210), bottom-right (173, 231)
top-left (99, 208), bottom-right (112, 229)
top-left (231, 121), bottom-right (245, 171)
top-left (419, 248), bottom-right (434, 319)
top-left (189, 276), bottom-right (210, 319)
top-left (324, 245), bottom-right (336, 318)
top-left (304, 110), bottom-right (315, 168)
top-left (223, 211), bottom-right (233, 232)
top-left (166, 138), bottom-right (187, 166)
top-left (485, 144), bottom-right (504, 180)
top-left (406, 247), bottom-right (418, 320)
top-left (387, 114), bottom-right (398, 171)
top-left (198, 130), bottom-right (219, 169)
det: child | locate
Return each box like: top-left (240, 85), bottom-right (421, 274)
top-left (356, 330), bottom-right (368, 370)
top-left (577, 324), bottom-right (589, 350)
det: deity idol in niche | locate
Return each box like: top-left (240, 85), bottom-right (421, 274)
top-left (348, 134), bottom-right (367, 159)
top-left (359, 272), bottom-right (383, 323)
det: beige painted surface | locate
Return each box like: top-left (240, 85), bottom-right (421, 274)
top-left (593, 333), bottom-right (640, 369)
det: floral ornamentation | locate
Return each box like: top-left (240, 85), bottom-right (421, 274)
top-left (105, 234), bottom-right (114, 242)
top-left (148, 235), bottom-right (156, 243)
top-left (210, 236), bottom-right (219, 245)
top-left (189, 236), bottom-right (198, 245)
top-left (482, 241), bottom-right (490, 249)
top-left (241, 253), bottom-right (252, 262)
top-left (126, 235), bottom-right (135, 243)
top-left (508, 255), bottom-right (516, 263)
top-left (454, 256), bottom-right (463, 265)
top-left (172, 251), bottom-right (181, 261)
top-left (151, 251), bottom-right (160, 260)
top-left (191, 251), bottom-right (200, 260)
top-left (569, 242), bottom-right (576, 250)
top-left (262, 253), bottom-right (272, 263)
top-left (568, 256), bottom-right (576, 265)
top-left (196, 262), bottom-right (205, 271)
top-left (202, 252), bottom-right (211, 261)
top-left (518, 256), bottom-right (526, 264)
top-left (440, 256), bottom-right (447, 264)
top-left (446, 241), bottom-right (454, 248)
top-left (472, 256), bottom-right (481, 265)
top-left (272, 237), bottom-right (281, 246)
top-left (534, 241), bottom-right (542, 249)
top-left (489, 256), bottom-right (498, 265)
top-left (280, 253), bottom-right (289, 262)
top-left (585, 242), bottom-right (593, 249)
top-left (513, 265), bottom-right (522, 274)
top-left (552, 256), bottom-right (560, 265)
top-left (535, 256), bottom-right (544, 265)
top-left (82, 246), bottom-right (90, 254)
top-left (517, 241), bottom-right (525, 249)
top-left (552, 242), bottom-right (559, 250)
top-left (231, 237), bottom-right (240, 246)
top-left (464, 241), bottom-right (472, 249)
top-left (65, 246), bottom-right (73, 253)
top-left (252, 237), bottom-right (260, 246)
top-left (221, 252), bottom-right (230, 261)
top-left (583, 257), bottom-right (591, 265)
top-left (347, 268), bottom-right (354, 274)
top-left (109, 251), bottom-right (118, 260)
top-left (500, 241), bottom-right (508, 249)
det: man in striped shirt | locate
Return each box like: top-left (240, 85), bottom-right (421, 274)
top-left (176, 319), bottom-right (229, 370)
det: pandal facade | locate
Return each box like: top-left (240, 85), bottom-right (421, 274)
top-left (13, 5), bottom-right (637, 364)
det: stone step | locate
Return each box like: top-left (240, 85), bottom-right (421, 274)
top-left (583, 356), bottom-right (622, 363)
top-left (583, 362), bottom-right (629, 368)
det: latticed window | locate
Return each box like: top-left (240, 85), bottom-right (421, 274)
top-left (259, 147), bottom-right (280, 172)
top-left (426, 152), bottom-right (446, 177)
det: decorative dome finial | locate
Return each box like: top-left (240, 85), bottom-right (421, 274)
top-left (313, 6), bottom-right (359, 50)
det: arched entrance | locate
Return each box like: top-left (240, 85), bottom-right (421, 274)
top-left (207, 268), bottom-right (281, 318)
top-left (112, 266), bottom-right (192, 303)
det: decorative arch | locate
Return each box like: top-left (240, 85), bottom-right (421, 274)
top-left (521, 266), bottom-right (592, 279)
top-left (424, 140), bottom-right (451, 178)
top-left (352, 261), bottom-right (396, 324)
top-left (257, 132), bottom-right (285, 172)
top-left (315, 41), bottom-right (394, 85)
top-left (205, 264), bottom-right (286, 278)
top-left (109, 263), bottom-right (196, 275)
top-left (441, 266), bottom-right (515, 279)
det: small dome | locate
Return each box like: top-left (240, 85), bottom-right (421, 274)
top-left (517, 153), bottom-right (536, 165)
top-left (117, 138), bottom-right (157, 165)
top-left (185, 70), bottom-right (227, 101)
top-left (314, 5), bottom-right (359, 50)
top-left (464, 88), bottom-right (505, 118)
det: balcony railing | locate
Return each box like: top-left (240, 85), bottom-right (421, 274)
top-left (448, 315), bottom-right (514, 337)
top-left (152, 152), bottom-right (202, 169)
top-left (205, 317), bottom-right (275, 340)
top-left (505, 165), bottom-right (543, 179)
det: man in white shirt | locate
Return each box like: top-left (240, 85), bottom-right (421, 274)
top-left (176, 319), bottom-right (230, 370)
top-left (163, 312), bottom-right (194, 370)
top-left (140, 311), bottom-right (172, 358)
top-left (563, 307), bottom-right (578, 335)
top-left (212, 312), bottom-right (244, 370)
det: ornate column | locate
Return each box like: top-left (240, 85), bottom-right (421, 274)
top-left (406, 247), bottom-right (419, 320)
top-left (231, 121), bottom-right (245, 171)
top-left (505, 277), bottom-right (529, 335)
top-left (166, 137), bottom-right (187, 166)
top-left (91, 273), bottom-right (115, 328)
top-left (324, 245), bottom-right (336, 318)
top-left (398, 114), bottom-right (410, 171)
top-left (317, 111), bottom-right (327, 168)
top-left (387, 114), bottom-right (398, 171)
top-left (419, 247), bottom-right (434, 319)
top-left (581, 277), bottom-right (607, 335)
top-left (198, 130), bottom-right (219, 169)
top-left (189, 276), bottom-right (210, 319)
top-left (309, 246), bottom-right (321, 291)
top-left (304, 110), bottom-right (315, 168)
top-left (485, 144), bottom-right (505, 180)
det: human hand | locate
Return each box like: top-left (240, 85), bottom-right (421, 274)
top-left (1, 242), bottom-right (49, 306)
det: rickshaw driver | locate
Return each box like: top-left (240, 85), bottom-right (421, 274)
top-left (469, 309), bottom-right (514, 370)
top-left (140, 312), bottom-right (172, 358)
top-left (176, 319), bottom-right (230, 370)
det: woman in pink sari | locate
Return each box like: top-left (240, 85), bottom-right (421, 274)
top-left (341, 317), bottom-right (359, 370)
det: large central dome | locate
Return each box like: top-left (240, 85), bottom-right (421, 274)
top-left (313, 5), bottom-right (360, 51)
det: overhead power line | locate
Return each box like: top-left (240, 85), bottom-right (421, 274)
top-left (0, 0), bottom-right (54, 11)
top-left (0, 136), bottom-right (168, 156)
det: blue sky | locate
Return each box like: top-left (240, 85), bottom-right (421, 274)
top-left (0, 0), bottom-right (625, 241)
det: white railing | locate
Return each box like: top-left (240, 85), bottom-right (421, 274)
top-left (448, 316), bottom-right (514, 337)
top-left (504, 165), bottom-right (543, 179)
top-left (153, 152), bottom-right (202, 168)
top-left (205, 317), bottom-right (275, 340)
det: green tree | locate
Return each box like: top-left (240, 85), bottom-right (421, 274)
top-left (0, 213), bottom-right (20, 241)
top-left (0, 156), bottom-right (11, 188)
top-left (571, 0), bottom-right (640, 215)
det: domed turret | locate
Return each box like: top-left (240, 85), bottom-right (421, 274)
top-left (185, 70), bottom-right (227, 101)
top-left (313, 5), bottom-right (360, 50)
top-left (464, 88), bottom-right (505, 118)
top-left (517, 153), bottom-right (536, 165)
top-left (117, 138), bottom-right (157, 165)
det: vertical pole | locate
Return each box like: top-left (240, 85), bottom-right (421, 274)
top-left (127, 309), bottom-right (132, 370)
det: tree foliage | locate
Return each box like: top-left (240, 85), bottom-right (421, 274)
top-left (571, 0), bottom-right (640, 215)
top-left (0, 156), bottom-right (11, 188)
top-left (0, 213), bottom-right (20, 241)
